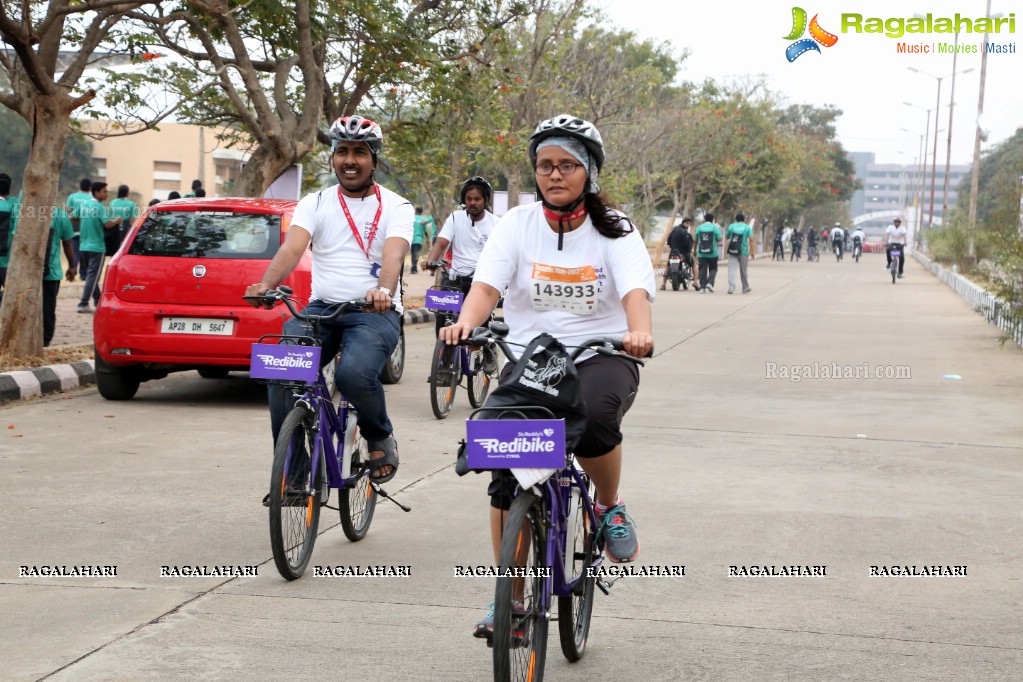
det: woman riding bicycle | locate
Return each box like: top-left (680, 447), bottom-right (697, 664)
top-left (438, 114), bottom-right (655, 636)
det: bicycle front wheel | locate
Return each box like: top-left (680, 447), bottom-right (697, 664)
top-left (494, 492), bottom-right (549, 682)
top-left (339, 427), bottom-right (378, 541)
top-left (429, 338), bottom-right (459, 419)
top-left (467, 349), bottom-right (493, 408)
top-left (558, 478), bottom-right (596, 662)
top-left (269, 405), bottom-right (322, 580)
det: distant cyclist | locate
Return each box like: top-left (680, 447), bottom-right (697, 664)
top-left (422, 176), bottom-right (497, 336)
top-left (806, 227), bottom-right (818, 261)
top-left (849, 225), bottom-right (865, 260)
top-left (790, 228), bottom-right (803, 261)
top-left (884, 217), bottom-right (907, 279)
top-left (831, 222), bottom-right (845, 260)
top-left (660, 216), bottom-right (693, 290)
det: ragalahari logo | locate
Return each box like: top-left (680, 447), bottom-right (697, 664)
top-left (784, 7), bottom-right (839, 62)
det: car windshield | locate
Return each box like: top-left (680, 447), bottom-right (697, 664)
top-left (128, 210), bottom-right (282, 259)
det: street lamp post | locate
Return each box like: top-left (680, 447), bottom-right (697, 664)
top-left (909, 64), bottom-right (974, 230)
top-left (901, 127), bottom-right (925, 246)
top-left (903, 102), bottom-right (933, 239)
top-left (969, 1), bottom-right (1000, 259)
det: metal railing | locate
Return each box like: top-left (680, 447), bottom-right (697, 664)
top-left (913, 252), bottom-right (1023, 347)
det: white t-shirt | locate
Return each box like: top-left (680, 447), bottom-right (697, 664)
top-left (291, 183), bottom-right (414, 312)
top-left (831, 227), bottom-right (845, 241)
top-left (885, 224), bottom-right (908, 244)
top-left (850, 229), bottom-right (865, 243)
top-left (438, 209), bottom-right (496, 276)
top-left (474, 202), bottom-right (655, 353)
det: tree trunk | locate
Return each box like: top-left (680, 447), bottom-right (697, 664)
top-left (0, 93), bottom-right (71, 357)
top-left (505, 171), bottom-right (523, 212)
top-left (234, 145), bottom-right (296, 197)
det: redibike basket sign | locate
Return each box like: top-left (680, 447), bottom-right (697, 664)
top-left (250, 343), bottom-right (321, 383)
top-left (425, 288), bottom-right (464, 313)
top-left (465, 419), bottom-right (566, 469)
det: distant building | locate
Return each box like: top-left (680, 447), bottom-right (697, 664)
top-left (850, 151), bottom-right (969, 232)
top-left (81, 121), bottom-right (248, 202)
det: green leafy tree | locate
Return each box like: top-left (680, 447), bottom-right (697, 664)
top-left (0, 0), bottom-right (157, 357)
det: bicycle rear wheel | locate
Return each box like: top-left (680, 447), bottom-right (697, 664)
top-left (494, 492), bottom-right (548, 682)
top-left (339, 427), bottom-right (378, 541)
top-left (558, 478), bottom-right (596, 662)
top-left (269, 405), bottom-right (322, 580)
top-left (430, 338), bottom-right (459, 419)
top-left (467, 349), bottom-right (493, 408)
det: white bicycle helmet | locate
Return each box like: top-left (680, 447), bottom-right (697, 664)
top-left (528, 114), bottom-right (605, 171)
top-left (329, 115), bottom-right (383, 160)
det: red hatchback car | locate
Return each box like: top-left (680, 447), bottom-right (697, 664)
top-left (94, 197), bottom-right (311, 400)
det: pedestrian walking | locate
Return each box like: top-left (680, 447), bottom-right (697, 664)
top-left (725, 212), bottom-right (753, 294)
top-left (695, 212), bottom-right (722, 292)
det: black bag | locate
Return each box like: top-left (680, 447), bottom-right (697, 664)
top-left (697, 230), bottom-right (715, 255)
top-left (477, 333), bottom-right (588, 454)
top-left (104, 225), bottom-right (123, 256)
top-left (726, 232), bottom-right (742, 256)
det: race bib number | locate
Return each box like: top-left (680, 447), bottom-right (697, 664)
top-left (530, 263), bottom-right (598, 315)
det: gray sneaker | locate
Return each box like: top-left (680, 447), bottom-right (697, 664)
top-left (76, 304), bottom-right (92, 314)
top-left (599, 502), bottom-right (640, 563)
top-left (473, 599), bottom-right (525, 641)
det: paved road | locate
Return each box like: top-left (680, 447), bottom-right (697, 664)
top-left (2, 253), bottom-right (1021, 681)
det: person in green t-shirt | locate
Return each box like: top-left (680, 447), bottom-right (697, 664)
top-left (66, 177), bottom-right (93, 275)
top-left (77, 181), bottom-right (120, 313)
top-left (43, 208), bottom-right (76, 346)
top-left (725, 212), bottom-right (754, 294)
top-left (694, 212), bottom-right (723, 292)
top-left (107, 184), bottom-right (139, 256)
top-left (410, 206), bottom-right (435, 273)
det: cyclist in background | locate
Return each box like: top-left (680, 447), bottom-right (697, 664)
top-left (831, 222), bottom-right (845, 260)
top-left (849, 225), bottom-right (866, 260)
top-left (884, 217), bottom-right (908, 279)
top-left (660, 216), bottom-right (693, 290)
top-left (806, 227), bottom-right (818, 261)
top-left (438, 114), bottom-right (655, 637)
top-left (410, 207), bottom-right (435, 273)
top-left (244, 115), bottom-right (412, 484)
top-left (422, 176), bottom-right (497, 336)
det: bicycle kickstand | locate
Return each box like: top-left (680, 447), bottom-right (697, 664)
top-left (370, 482), bottom-right (413, 512)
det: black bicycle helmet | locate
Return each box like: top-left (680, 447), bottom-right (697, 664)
top-left (329, 115), bottom-right (383, 161)
top-left (459, 176), bottom-right (493, 205)
top-left (528, 114), bottom-right (605, 172)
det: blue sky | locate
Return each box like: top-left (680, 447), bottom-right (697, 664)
top-left (601, 0), bottom-right (1021, 166)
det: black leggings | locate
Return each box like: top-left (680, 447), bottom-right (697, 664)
top-left (488, 353), bottom-right (639, 510)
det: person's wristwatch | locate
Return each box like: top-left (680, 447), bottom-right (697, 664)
top-left (376, 286), bottom-right (392, 297)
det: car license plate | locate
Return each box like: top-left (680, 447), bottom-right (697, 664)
top-left (161, 317), bottom-right (234, 335)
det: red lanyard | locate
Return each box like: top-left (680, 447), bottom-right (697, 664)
top-left (337, 184), bottom-right (383, 259)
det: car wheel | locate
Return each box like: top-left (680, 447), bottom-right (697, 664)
top-left (380, 323), bottom-right (405, 384)
top-left (94, 349), bottom-right (142, 401)
top-left (197, 367), bottom-right (230, 379)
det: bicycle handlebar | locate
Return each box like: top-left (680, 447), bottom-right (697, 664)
top-left (243, 287), bottom-right (379, 323)
top-left (461, 321), bottom-right (648, 367)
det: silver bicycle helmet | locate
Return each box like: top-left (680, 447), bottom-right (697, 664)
top-left (528, 114), bottom-right (605, 171)
top-left (329, 115), bottom-right (383, 160)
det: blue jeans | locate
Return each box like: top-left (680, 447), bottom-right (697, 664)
top-left (268, 301), bottom-right (401, 445)
top-left (78, 251), bottom-right (104, 307)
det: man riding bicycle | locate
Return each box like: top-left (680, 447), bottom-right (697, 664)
top-left (244, 115), bottom-right (412, 485)
top-left (850, 226), bottom-right (865, 260)
top-left (831, 222), bottom-right (845, 260)
top-left (660, 216), bottom-right (693, 290)
top-left (422, 176), bottom-right (497, 337)
top-left (884, 217), bottom-right (908, 278)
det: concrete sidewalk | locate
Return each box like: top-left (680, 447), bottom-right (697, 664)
top-left (2, 252), bottom-right (1022, 680)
